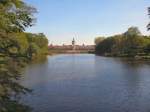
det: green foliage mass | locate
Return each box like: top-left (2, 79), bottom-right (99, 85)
top-left (25, 33), bottom-right (48, 59)
top-left (0, 0), bottom-right (48, 112)
top-left (95, 27), bottom-right (150, 57)
top-left (95, 37), bottom-right (105, 45)
top-left (0, 0), bottom-right (36, 32)
top-left (147, 7), bottom-right (150, 30)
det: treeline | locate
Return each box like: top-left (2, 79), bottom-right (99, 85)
top-left (0, 0), bottom-right (48, 112)
top-left (0, 32), bottom-right (48, 59)
top-left (95, 27), bottom-right (150, 58)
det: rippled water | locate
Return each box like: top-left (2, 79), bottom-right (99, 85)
top-left (21, 54), bottom-right (150, 112)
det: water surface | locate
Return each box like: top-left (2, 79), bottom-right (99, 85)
top-left (21, 54), bottom-right (150, 112)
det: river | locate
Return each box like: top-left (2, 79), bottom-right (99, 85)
top-left (21, 54), bottom-right (150, 112)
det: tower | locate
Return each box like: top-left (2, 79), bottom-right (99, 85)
top-left (72, 38), bottom-right (76, 50)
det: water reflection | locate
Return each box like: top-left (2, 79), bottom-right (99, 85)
top-left (0, 57), bottom-right (31, 112)
top-left (21, 54), bottom-right (150, 112)
top-left (29, 55), bottom-right (48, 65)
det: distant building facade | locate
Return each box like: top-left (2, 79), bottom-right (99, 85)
top-left (48, 38), bottom-right (95, 51)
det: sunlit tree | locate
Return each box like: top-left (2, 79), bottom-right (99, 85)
top-left (95, 27), bottom-right (150, 57)
top-left (147, 7), bottom-right (150, 30)
top-left (0, 0), bottom-right (36, 111)
top-left (94, 37), bottom-right (105, 45)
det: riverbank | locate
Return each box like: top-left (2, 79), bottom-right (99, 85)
top-left (48, 50), bottom-right (150, 60)
top-left (96, 53), bottom-right (150, 60)
top-left (48, 49), bottom-right (95, 55)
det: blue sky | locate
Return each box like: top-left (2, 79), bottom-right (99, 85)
top-left (25, 0), bottom-right (150, 45)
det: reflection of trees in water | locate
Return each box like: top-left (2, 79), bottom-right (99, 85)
top-left (116, 58), bottom-right (150, 68)
top-left (0, 56), bottom-right (31, 112)
top-left (29, 55), bottom-right (48, 65)
top-left (116, 58), bottom-right (150, 94)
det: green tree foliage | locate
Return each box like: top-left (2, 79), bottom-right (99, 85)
top-left (123, 27), bottom-right (144, 56)
top-left (0, 0), bottom-right (48, 111)
top-left (95, 37), bottom-right (114, 55)
top-left (95, 27), bottom-right (150, 57)
top-left (95, 37), bottom-right (105, 45)
top-left (25, 33), bottom-right (48, 59)
top-left (0, 0), bottom-right (36, 32)
top-left (124, 27), bottom-right (141, 36)
top-left (147, 7), bottom-right (150, 30)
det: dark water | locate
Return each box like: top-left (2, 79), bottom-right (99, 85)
top-left (21, 54), bottom-right (150, 112)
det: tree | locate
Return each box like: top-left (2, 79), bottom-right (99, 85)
top-left (95, 27), bottom-right (150, 57)
top-left (0, 0), bottom-right (37, 32)
top-left (25, 33), bottom-right (48, 58)
top-left (147, 7), bottom-right (150, 30)
top-left (123, 27), bottom-right (144, 56)
top-left (94, 37), bottom-right (105, 45)
top-left (95, 37), bottom-right (115, 55)
top-left (124, 27), bottom-right (141, 37)
top-left (0, 0), bottom-right (37, 111)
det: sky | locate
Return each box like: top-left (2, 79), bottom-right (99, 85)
top-left (25, 0), bottom-right (150, 45)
